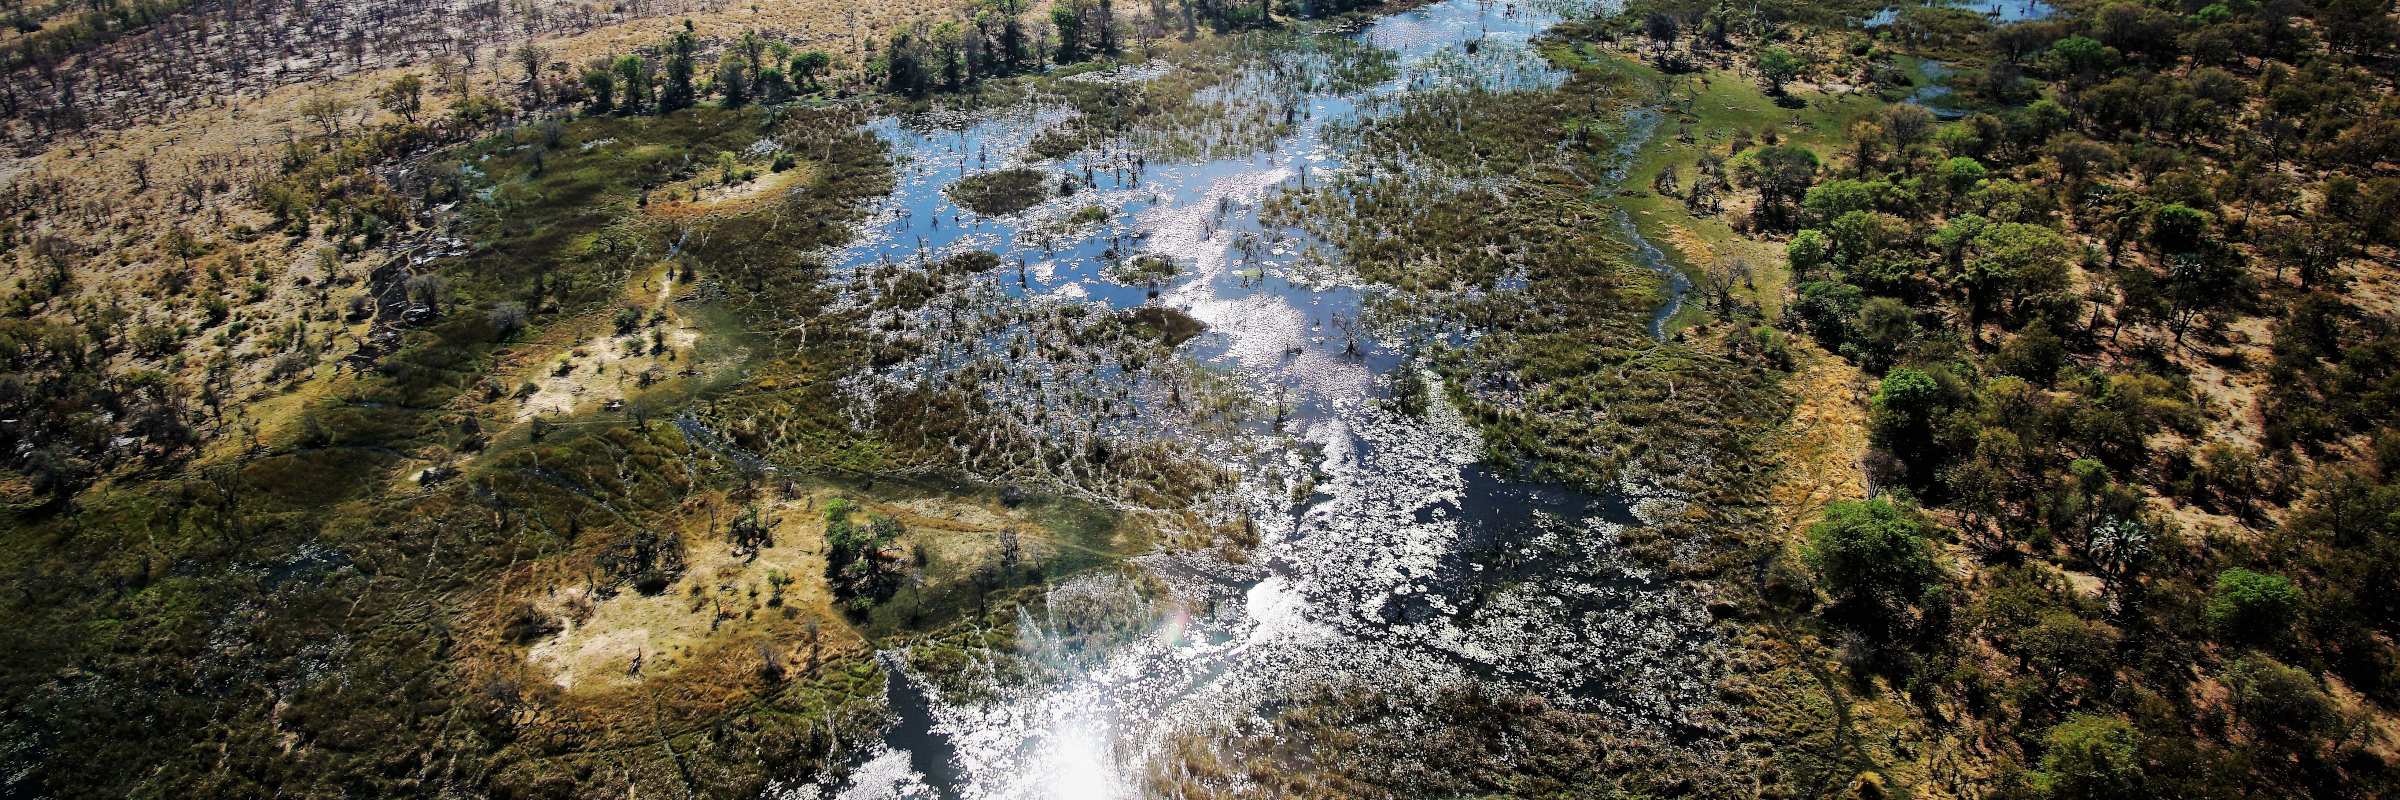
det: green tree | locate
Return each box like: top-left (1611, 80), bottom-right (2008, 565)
top-left (932, 20), bottom-right (967, 89)
top-left (1801, 178), bottom-right (1896, 224)
top-left (2159, 249), bottom-right (2245, 347)
top-left (1786, 229), bottom-right (1833, 278)
top-left (580, 63), bottom-right (615, 112)
top-left (378, 74), bottom-right (423, 123)
top-left (1993, 325), bottom-right (2066, 386)
top-left (2147, 203), bottom-right (2211, 253)
top-left (1756, 46), bottom-right (1803, 94)
top-left (516, 44), bottom-right (552, 106)
top-left (884, 26), bottom-right (933, 95)
top-left (662, 23), bottom-right (698, 112)
top-left (2205, 568), bottom-right (2300, 643)
top-left (1845, 296), bottom-right (1914, 373)
top-left (1792, 279), bottom-right (1863, 346)
top-left (715, 52), bottom-right (750, 106)
top-left (1803, 498), bottom-right (1942, 628)
top-left (1937, 156), bottom-right (1987, 200)
top-left (2222, 655), bottom-right (2337, 751)
top-left (1735, 145), bottom-right (1820, 230)
top-left (1871, 366), bottom-right (1968, 486)
top-left (2043, 35), bottom-right (2119, 83)
top-left (1964, 222), bottom-right (2075, 328)
top-left (2035, 714), bottom-right (2145, 799)
top-left (1053, 2), bottom-right (1086, 63)
top-left (986, 0), bottom-right (1030, 66)
top-left (790, 50), bottom-right (832, 91)
top-left (613, 54), bottom-right (650, 114)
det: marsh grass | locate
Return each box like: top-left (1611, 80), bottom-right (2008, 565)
top-left (946, 166), bottom-right (1054, 215)
top-left (0, 102), bottom-right (966, 797)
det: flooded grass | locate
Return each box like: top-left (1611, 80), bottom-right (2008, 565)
top-left (721, 1), bottom-right (1855, 796)
top-left (946, 167), bottom-right (1054, 216)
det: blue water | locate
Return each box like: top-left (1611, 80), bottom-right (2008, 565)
top-left (1906, 57), bottom-right (1970, 120)
top-left (809, 2), bottom-right (1735, 797)
top-left (1868, 0), bottom-right (2055, 26)
top-left (830, 0), bottom-right (1592, 434)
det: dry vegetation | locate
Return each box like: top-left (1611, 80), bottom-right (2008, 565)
top-left (0, 0), bottom-right (956, 495)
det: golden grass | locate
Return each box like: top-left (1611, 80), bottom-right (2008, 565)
top-left (646, 160), bottom-right (816, 219)
top-left (1766, 340), bottom-right (1872, 543)
top-left (0, 0), bottom-right (958, 466)
top-left (504, 484), bottom-right (1060, 699)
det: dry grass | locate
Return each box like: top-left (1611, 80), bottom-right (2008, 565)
top-left (1767, 340), bottom-right (1872, 541)
top-left (646, 159), bottom-right (815, 218)
top-left (510, 262), bottom-right (707, 422)
top-left (504, 484), bottom-right (1062, 699)
top-left (0, 0), bottom-right (957, 464)
top-left (522, 490), bottom-right (859, 697)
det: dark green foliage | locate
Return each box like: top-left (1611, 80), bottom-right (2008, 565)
top-left (1052, 5), bottom-right (1086, 63)
top-left (662, 24), bottom-right (699, 112)
top-left (1868, 365), bottom-right (1964, 487)
top-left (2206, 568), bottom-right (2300, 644)
top-left (1786, 228), bottom-right (1832, 277)
top-left (790, 51), bottom-right (832, 91)
top-left (2147, 203), bottom-right (2210, 253)
top-left (2262, 298), bottom-right (2399, 450)
top-left (1845, 295), bottom-right (1914, 373)
top-left (2036, 713), bottom-right (2146, 799)
top-left (823, 498), bottom-right (904, 612)
top-left (1803, 498), bottom-right (1942, 631)
top-left (0, 319), bottom-right (196, 504)
top-left (2221, 655), bottom-right (2337, 753)
top-left (0, 104), bottom-right (900, 798)
top-left (581, 64), bottom-right (616, 111)
top-left (1791, 279), bottom-right (1863, 346)
top-left (613, 55), bottom-right (651, 114)
top-left (1756, 46), bottom-right (1802, 93)
top-left (946, 167), bottom-right (1053, 215)
top-left (1589, 0), bottom-right (2400, 794)
top-left (1734, 144), bottom-right (1819, 230)
top-left (1991, 324), bottom-right (2065, 386)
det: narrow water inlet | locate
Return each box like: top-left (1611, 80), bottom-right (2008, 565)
top-left (876, 652), bottom-right (967, 800)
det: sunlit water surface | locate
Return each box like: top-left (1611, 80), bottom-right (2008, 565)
top-left (775, 2), bottom-right (1728, 797)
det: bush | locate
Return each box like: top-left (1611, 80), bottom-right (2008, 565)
top-left (1804, 498), bottom-right (1942, 629)
top-left (2035, 713), bottom-right (2144, 799)
top-left (2221, 654), bottom-right (2336, 751)
top-left (2205, 568), bottom-right (2300, 644)
top-left (1993, 325), bottom-right (2066, 386)
top-left (1787, 229), bottom-right (1833, 278)
top-left (1792, 279), bottom-right (1863, 346)
top-left (1844, 296), bottom-right (1913, 373)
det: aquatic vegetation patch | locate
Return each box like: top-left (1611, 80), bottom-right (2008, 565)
top-left (946, 167), bottom-right (1054, 216)
top-left (1107, 253), bottom-right (1181, 287)
top-left (1028, 26), bottom-right (1399, 161)
top-left (1122, 306), bottom-right (1207, 347)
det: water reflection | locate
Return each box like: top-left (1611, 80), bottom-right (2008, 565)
top-left (795, 1), bottom-right (1731, 797)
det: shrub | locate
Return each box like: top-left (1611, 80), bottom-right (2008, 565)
top-left (2221, 654), bottom-right (2336, 751)
top-left (1804, 498), bottom-right (1942, 629)
top-left (2035, 714), bottom-right (2144, 799)
top-left (2205, 568), bottom-right (2300, 644)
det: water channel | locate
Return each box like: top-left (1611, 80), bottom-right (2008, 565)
top-left (789, 1), bottom-right (1718, 796)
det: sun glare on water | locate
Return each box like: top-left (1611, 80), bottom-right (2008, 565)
top-left (1033, 719), bottom-right (1121, 800)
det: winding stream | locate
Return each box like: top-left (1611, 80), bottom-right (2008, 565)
top-left (790, 2), bottom-right (1713, 797)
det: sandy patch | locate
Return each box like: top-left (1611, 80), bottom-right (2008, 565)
top-left (521, 487), bottom-right (1061, 696)
top-left (526, 491), bottom-right (854, 695)
top-left (514, 264), bottom-right (704, 422)
top-left (646, 162), bottom-right (814, 219)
